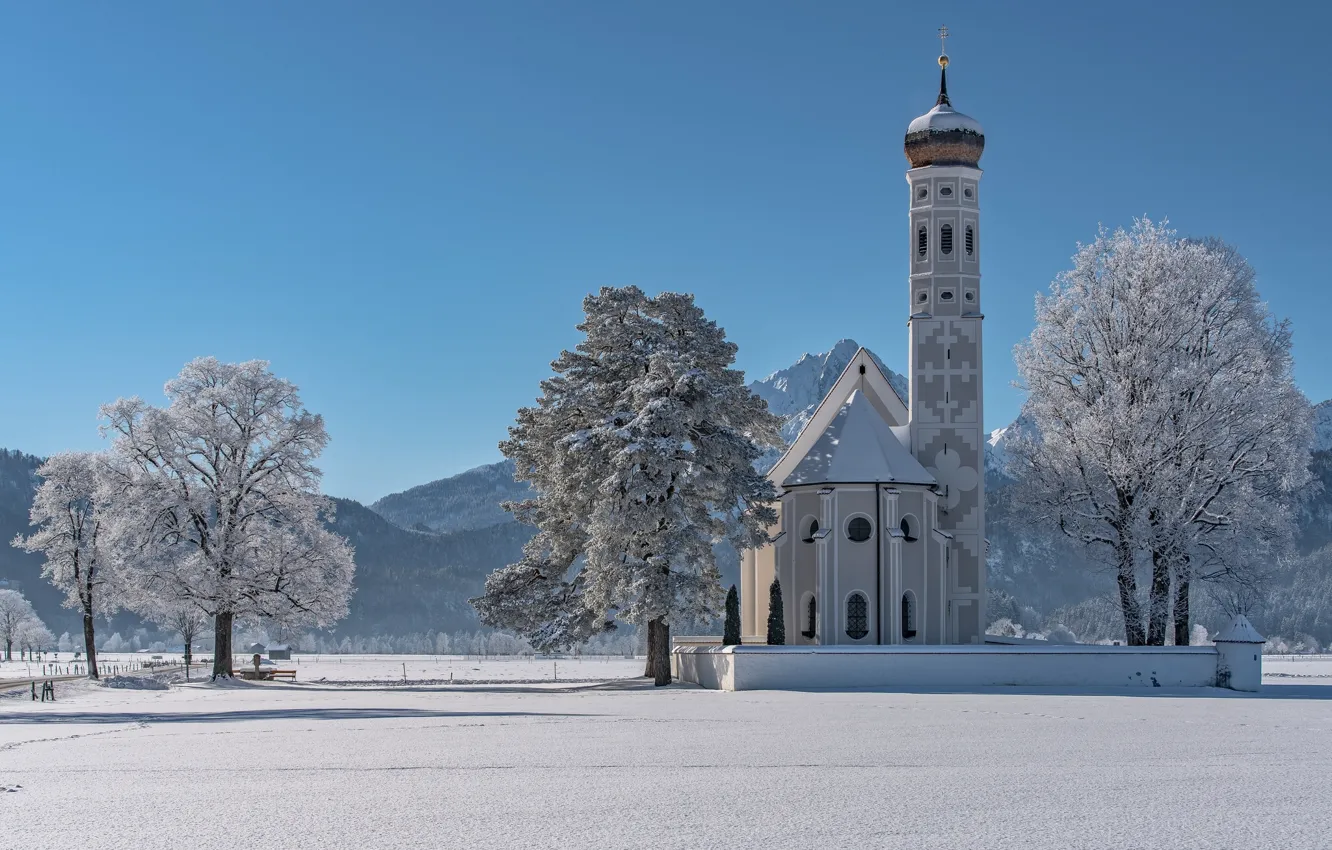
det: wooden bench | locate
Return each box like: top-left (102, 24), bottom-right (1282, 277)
top-left (237, 668), bottom-right (298, 681)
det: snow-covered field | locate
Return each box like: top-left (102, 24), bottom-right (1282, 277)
top-left (0, 653), bottom-right (645, 683)
top-left (1, 663), bottom-right (1329, 850)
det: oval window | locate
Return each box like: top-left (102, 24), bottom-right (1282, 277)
top-left (802, 517), bottom-right (819, 543)
top-left (940, 186), bottom-right (953, 197)
top-left (939, 290), bottom-right (954, 302)
top-left (900, 515), bottom-right (919, 542)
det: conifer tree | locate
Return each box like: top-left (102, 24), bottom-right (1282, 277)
top-left (472, 286), bottom-right (782, 685)
top-left (723, 584), bottom-right (741, 646)
top-left (766, 576), bottom-right (785, 645)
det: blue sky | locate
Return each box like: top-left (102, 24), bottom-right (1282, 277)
top-left (2, 1), bottom-right (1328, 503)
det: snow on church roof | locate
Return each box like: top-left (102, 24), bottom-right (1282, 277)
top-left (783, 389), bottom-right (936, 487)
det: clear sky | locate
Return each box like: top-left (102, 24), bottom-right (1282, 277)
top-left (2, 1), bottom-right (1328, 503)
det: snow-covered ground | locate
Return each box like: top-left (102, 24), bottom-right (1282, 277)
top-left (1, 666), bottom-right (1329, 849)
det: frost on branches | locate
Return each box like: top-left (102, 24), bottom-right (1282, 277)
top-left (0, 589), bottom-right (50, 661)
top-left (99, 358), bottom-right (356, 679)
top-left (1011, 221), bottom-right (1311, 645)
top-left (11, 451), bottom-right (122, 678)
top-left (472, 287), bottom-right (783, 684)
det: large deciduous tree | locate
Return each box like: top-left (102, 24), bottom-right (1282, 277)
top-left (472, 287), bottom-right (782, 685)
top-left (99, 358), bottom-right (356, 679)
top-left (1011, 221), bottom-right (1311, 645)
top-left (12, 451), bottom-right (121, 678)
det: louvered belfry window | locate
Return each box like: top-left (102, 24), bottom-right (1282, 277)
top-left (846, 593), bottom-right (869, 640)
top-left (966, 226), bottom-right (975, 256)
top-left (917, 225), bottom-right (927, 258)
top-left (940, 224), bottom-right (953, 255)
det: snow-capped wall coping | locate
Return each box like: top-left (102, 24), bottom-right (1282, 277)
top-left (674, 643), bottom-right (1259, 693)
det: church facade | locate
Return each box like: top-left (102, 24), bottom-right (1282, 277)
top-left (740, 48), bottom-right (987, 646)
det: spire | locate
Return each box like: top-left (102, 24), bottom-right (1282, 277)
top-left (936, 25), bottom-right (951, 107)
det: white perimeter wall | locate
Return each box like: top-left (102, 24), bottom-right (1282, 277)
top-left (675, 644), bottom-right (1248, 692)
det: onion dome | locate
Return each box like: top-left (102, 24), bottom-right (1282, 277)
top-left (904, 52), bottom-right (984, 168)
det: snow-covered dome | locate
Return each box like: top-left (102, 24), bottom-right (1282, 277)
top-left (904, 56), bottom-right (984, 168)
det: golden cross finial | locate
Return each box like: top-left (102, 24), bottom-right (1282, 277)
top-left (938, 25), bottom-right (950, 68)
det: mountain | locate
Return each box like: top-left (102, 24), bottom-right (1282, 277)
top-left (325, 498), bottom-right (531, 634)
top-left (0, 450), bottom-right (72, 631)
top-left (370, 459), bottom-right (531, 534)
top-left (749, 338), bottom-right (909, 446)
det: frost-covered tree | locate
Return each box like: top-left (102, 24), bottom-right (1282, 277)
top-left (1011, 221), bottom-right (1310, 645)
top-left (99, 358), bottom-right (356, 678)
top-left (147, 601), bottom-right (209, 669)
top-left (0, 590), bottom-right (42, 661)
top-left (723, 585), bottom-right (741, 646)
top-left (472, 287), bottom-right (782, 685)
top-left (766, 576), bottom-right (785, 645)
top-left (12, 451), bottom-right (123, 678)
top-left (19, 619), bottom-right (56, 657)
top-left (58, 632), bottom-right (73, 653)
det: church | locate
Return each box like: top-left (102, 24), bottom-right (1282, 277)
top-left (739, 40), bottom-right (987, 646)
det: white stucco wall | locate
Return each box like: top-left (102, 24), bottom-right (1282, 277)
top-left (674, 644), bottom-right (1254, 692)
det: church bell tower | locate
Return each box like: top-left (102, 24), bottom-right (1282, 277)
top-left (904, 28), bottom-right (986, 643)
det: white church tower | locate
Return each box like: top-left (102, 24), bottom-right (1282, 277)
top-left (903, 29), bottom-right (986, 642)
top-left (740, 31), bottom-right (987, 646)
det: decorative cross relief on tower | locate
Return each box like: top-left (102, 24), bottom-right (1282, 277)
top-left (903, 31), bottom-right (986, 643)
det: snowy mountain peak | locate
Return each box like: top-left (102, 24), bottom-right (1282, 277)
top-left (749, 339), bottom-right (908, 446)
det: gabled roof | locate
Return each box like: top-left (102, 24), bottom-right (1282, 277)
top-left (768, 347), bottom-right (913, 487)
top-left (783, 389), bottom-right (934, 487)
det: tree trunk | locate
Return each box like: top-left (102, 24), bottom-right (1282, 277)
top-left (212, 611), bottom-right (234, 679)
top-left (647, 618), bottom-right (671, 686)
top-left (83, 612), bottom-right (99, 680)
top-left (4, 639), bottom-right (10, 661)
top-left (1115, 542), bottom-right (1145, 646)
top-left (183, 628), bottom-right (194, 668)
top-left (1173, 574), bottom-right (1191, 647)
top-left (1146, 549), bottom-right (1171, 646)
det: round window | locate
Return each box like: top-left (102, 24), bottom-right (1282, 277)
top-left (847, 517), bottom-right (872, 542)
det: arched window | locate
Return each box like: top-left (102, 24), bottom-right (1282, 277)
top-left (899, 514), bottom-right (919, 542)
top-left (801, 595), bottom-right (817, 639)
top-left (940, 224), bottom-right (953, 255)
top-left (846, 593), bottom-right (869, 640)
top-left (917, 225), bottom-right (927, 258)
top-left (901, 591), bottom-right (917, 640)
top-left (966, 225), bottom-right (975, 256)
top-left (802, 517), bottom-right (819, 544)
top-left (846, 516), bottom-right (872, 543)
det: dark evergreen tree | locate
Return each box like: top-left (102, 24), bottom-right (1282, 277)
top-left (723, 584), bottom-right (741, 646)
top-left (766, 576), bottom-right (785, 645)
